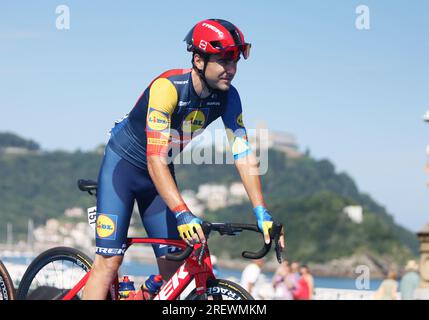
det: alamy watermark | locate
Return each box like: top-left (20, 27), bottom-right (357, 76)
top-left (109, 126), bottom-right (272, 175)
top-left (56, 5), bottom-right (70, 30)
top-left (355, 265), bottom-right (371, 290)
top-left (156, 127), bottom-right (270, 175)
top-left (355, 5), bottom-right (370, 30)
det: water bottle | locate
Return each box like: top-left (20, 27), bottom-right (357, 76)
top-left (140, 274), bottom-right (163, 300)
top-left (118, 275), bottom-right (136, 300)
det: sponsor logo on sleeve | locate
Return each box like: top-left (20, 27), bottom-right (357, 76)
top-left (147, 108), bottom-right (169, 131)
top-left (237, 113), bottom-right (244, 127)
top-left (148, 137), bottom-right (169, 146)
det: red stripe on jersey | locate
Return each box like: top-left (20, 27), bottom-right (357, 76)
top-left (148, 68), bottom-right (192, 88)
top-left (130, 69), bottom-right (191, 113)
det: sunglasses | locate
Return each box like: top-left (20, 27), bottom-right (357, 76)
top-left (214, 43), bottom-right (252, 61)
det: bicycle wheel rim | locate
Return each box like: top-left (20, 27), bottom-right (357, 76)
top-left (0, 260), bottom-right (15, 300)
top-left (185, 279), bottom-right (254, 300)
top-left (17, 248), bottom-right (92, 300)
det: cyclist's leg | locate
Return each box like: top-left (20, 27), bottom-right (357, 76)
top-left (82, 146), bottom-right (135, 300)
top-left (136, 185), bottom-right (183, 281)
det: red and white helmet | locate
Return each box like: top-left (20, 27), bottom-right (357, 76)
top-left (184, 19), bottom-right (251, 61)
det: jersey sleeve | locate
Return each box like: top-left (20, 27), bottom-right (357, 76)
top-left (145, 78), bottom-right (178, 157)
top-left (221, 86), bottom-right (252, 160)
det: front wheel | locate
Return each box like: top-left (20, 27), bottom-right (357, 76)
top-left (185, 278), bottom-right (254, 300)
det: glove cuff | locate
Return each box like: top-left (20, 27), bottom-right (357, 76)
top-left (253, 205), bottom-right (267, 217)
top-left (173, 203), bottom-right (190, 217)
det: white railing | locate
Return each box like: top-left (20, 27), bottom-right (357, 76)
top-left (314, 288), bottom-right (377, 300)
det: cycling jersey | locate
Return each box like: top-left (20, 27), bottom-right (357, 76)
top-left (108, 68), bottom-right (251, 168)
top-left (95, 69), bottom-right (251, 257)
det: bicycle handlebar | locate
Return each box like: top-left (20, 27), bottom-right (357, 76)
top-left (77, 179), bottom-right (284, 264)
top-left (166, 221), bottom-right (284, 263)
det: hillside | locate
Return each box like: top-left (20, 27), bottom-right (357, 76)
top-left (0, 132), bottom-right (419, 268)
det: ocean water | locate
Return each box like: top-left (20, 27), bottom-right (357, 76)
top-left (2, 256), bottom-right (382, 291)
top-left (120, 260), bottom-right (383, 291)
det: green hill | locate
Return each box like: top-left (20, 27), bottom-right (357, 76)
top-left (0, 132), bottom-right (419, 265)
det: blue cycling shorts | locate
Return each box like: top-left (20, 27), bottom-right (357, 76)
top-left (95, 145), bottom-right (181, 257)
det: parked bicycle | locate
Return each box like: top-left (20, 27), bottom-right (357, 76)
top-left (16, 179), bottom-right (283, 300)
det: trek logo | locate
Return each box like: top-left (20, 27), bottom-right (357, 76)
top-left (158, 244), bottom-right (182, 253)
top-left (154, 264), bottom-right (189, 300)
top-left (178, 100), bottom-right (191, 107)
top-left (199, 40), bottom-right (208, 50)
top-left (173, 80), bottom-right (189, 85)
top-left (95, 247), bottom-right (126, 255)
top-left (202, 23), bottom-right (224, 38)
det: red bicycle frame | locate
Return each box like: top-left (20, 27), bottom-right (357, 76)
top-left (62, 237), bottom-right (215, 300)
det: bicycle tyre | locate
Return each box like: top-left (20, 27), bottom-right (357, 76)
top-left (185, 278), bottom-right (254, 300)
top-left (0, 260), bottom-right (16, 300)
top-left (16, 247), bottom-right (94, 300)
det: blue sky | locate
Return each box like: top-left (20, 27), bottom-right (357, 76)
top-left (1, 1), bottom-right (428, 232)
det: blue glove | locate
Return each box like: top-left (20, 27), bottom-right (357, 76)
top-left (253, 205), bottom-right (273, 244)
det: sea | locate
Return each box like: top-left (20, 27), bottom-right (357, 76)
top-left (1, 256), bottom-right (383, 291)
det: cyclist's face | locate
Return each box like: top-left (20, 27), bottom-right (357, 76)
top-left (204, 54), bottom-right (238, 91)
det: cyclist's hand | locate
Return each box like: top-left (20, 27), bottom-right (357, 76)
top-left (174, 207), bottom-right (205, 246)
top-left (253, 205), bottom-right (285, 249)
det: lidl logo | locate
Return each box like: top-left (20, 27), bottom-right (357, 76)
top-left (96, 214), bottom-right (117, 240)
top-left (147, 109), bottom-right (169, 131)
top-left (182, 110), bottom-right (206, 132)
top-left (237, 113), bottom-right (244, 127)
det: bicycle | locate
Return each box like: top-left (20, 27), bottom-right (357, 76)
top-left (0, 259), bottom-right (16, 300)
top-left (16, 179), bottom-right (283, 300)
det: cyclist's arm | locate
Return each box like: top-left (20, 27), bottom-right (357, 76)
top-left (147, 157), bottom-right (184, 209)
top-left (235, 154), bottom-right (265, 207)
top-left (145, 78), bottom-right (205, 245)
top-left (221, 86), bottom-right (264, 208)
top-left (222, 87), bottom-right (284, 248)
top-left (145, 78), bottom-right (184, 210)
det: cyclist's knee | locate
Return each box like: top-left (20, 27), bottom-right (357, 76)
top-left (93, 254), bottom-right (123, 276)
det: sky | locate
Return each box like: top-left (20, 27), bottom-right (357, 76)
top-left (1, 0), bottom-right (428, 232)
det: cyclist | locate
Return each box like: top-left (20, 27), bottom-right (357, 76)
top-left (82, 18), bottom-right (285, 299)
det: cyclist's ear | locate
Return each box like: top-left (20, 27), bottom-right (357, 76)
top-left (193, 53), bottom-right (205, 72)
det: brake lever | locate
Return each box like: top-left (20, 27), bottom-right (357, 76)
top-left (197, 241), bottom-right (206, 266)
top-left (271, 222), bottom-right (284, 264)
top-left (274, 235), bottom-right (283, 264)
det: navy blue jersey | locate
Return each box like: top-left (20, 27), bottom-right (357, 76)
top-left (108, 69), bottom-right (250, 169)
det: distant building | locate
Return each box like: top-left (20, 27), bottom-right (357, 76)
top-left (1, 147), bottom-right (33, 155)
top-left (343, 206), bottom-right (363, 224)
top-left (249, 122), bottom-right (302, 158)
top-left (182, 190), bottom-right (205, 217)
top-left (197, 184), bottom-right (229, 210)
top-left (64, 207), bottom-right (84, 218)
top-left (216, 122), bottom-right (302, 158)
top-left (229, 182), bottom-right (247, 198)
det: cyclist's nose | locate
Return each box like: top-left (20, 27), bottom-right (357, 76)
top-left (225, 61), bottom-right (237, 74)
